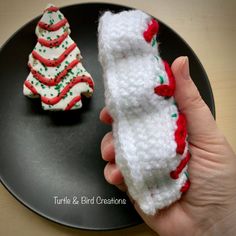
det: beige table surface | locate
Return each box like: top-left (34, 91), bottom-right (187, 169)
top-left (0, 0), bottom-right (235, 235)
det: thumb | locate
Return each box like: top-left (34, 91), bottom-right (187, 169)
top-left (171, 56), bottom-right (218, 141)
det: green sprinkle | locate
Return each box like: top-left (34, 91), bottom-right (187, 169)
top-left (154, 55), bottom-right (159, 61)
top-left (69, 91), bottom-right (73, 95)
top-left (171, 113), bottom-right (177, 118)
top-left (51, 94), bottom-right (53, 96)
top-left (159, 75), bottom-right (164, 84)
top-left (43, 49), bottom-right (46, 53)
top-left (58, 14), bottom-right (63, 20)
top-left (36, 82), bottom-right (39, 86)
top-left (47, 37), bottom-right (51, 40)
top-left (39, 49), bottom-right (42, 52)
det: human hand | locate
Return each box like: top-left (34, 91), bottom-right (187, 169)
top-left (100, 56), bottom-right (236, 236)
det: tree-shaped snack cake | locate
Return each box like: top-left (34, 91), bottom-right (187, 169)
top-left (23, 4), bottom-right (94, 111)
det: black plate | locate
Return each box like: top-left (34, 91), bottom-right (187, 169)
top-left (0, 3), bottom-right (215, 230)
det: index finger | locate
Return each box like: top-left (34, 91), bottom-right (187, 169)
top-left (99, 107), bottom-right (113, 125)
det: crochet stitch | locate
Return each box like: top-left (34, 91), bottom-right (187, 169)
top-left (23, 4), bottom-right (94, 111)
top-left (98, 10), bottom-right (190, 215)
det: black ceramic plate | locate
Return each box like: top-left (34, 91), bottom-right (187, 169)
top-left (0, 3), bottom-right (215, 230)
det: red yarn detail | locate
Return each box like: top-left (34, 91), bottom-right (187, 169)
top-left (143, 19), bottom-right (159, 43)
top-left (175, 113), bottom-right (187, 154)
top-left (170, 152), bottom-right (191, 179)
top-left (180, 179), bottom-right (191, 193)
top-left (154, 61), bottom-right (175, 97)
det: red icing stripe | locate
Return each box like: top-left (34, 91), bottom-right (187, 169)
top-left (170, 152), bottom-right (191, 179)
top-left (29, 59), bottom-right (79, 86)
top-left (65, 96), bottom-right (81, 110)
top-left (180, 179), bottom-right (191, 193)
top-left (175, 113), bottom-right (187, 154)
top-left (41, 76), bottom-right (93, 105)
top-left (32, 43), bottom-right (77, 67)
top-left (143, 19), bottom-right (159, 43)
top-left (44, 6), bottom-right (59, 12)
top-left (38, 32), bottom-right (69, 48)
top-left (24, 80), bottom-right (38, 95)
top-left (154, 61), bottom-right (175, 97)
top-left (38, 18), bottom-right (68, 31)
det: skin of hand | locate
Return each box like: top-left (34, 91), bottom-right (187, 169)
top-left (100, 56), bottom-right (236, 236)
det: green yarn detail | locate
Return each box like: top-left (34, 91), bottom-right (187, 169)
top-left (159, 75), bottom-right (164, 84)
top-left (185, 172), bottom-right (189, 179)
top-left (151, 37), bottom-right (157, 47)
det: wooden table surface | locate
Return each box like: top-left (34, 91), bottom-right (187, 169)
top-left (0, 0), bottom-right (235, 235)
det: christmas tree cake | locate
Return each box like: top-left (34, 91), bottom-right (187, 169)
top-left (23, 4), bottom-right (94, 111)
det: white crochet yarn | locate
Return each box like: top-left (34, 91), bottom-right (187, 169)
top-left (98, 10), bottom-right (189, 215)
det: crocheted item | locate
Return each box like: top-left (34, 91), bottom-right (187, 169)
top-left (23, 4), bottom-right (94, 111)
top-left (98, 10), bottom-right (190, 215)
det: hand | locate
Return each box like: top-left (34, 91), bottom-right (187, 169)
top-left (100, 56), bottom-right (236, 236)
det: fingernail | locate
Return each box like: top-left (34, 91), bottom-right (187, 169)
top-left (182, 56), bottom-right (191, 80)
